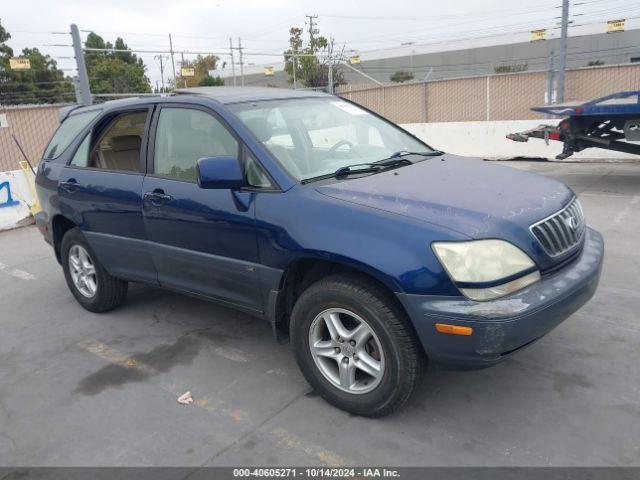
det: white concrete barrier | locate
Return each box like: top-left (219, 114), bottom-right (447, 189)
top-left (402, 120), bottom-right (640, 161)
top-left (0, 170), bottom-right (36, 231)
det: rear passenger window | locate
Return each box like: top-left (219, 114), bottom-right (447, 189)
top-left (44, 110), bottom-right (100, 160)
top-left (153, 108), bottom-right (239, 182)
top-left (88, 112), bottom-right (148, 172)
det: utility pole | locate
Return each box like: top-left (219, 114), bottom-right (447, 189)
top-left (238, 37), bottom-right (244, 86)
top-left (546, 50), bottom-right (555, 107)
top-left (229, 38), bottom-right (236, 86)
top-left (181, 51), bottom-right (186, 88)
top-left (168, 34), bottom-right (177, 90)
top-left (556, 0), bottom-right (569, 103)
top-left (70, 24), bottom-right (92, 105)
top-left (328, 59), bottom-right (333, 94)
top-left (306, 14), bottom-right (318, 52)
top-left (155, 55), bottom-right (166, 92)
top-left (293, 56), bottom-right (297, 89)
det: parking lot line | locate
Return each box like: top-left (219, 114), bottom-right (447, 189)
top-left (77, 339), bottom-right (349, 467)
top-left (76, 338), bottom-right (349, 465)
top-left (271, 427), bottom-right (347, 467)
top-left (0, 261), bottom-right (36, 281)
top-left (77, 339), bottom-right (250, 421)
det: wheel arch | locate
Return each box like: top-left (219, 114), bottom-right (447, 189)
top-left (271, 256), bottom-right (412, 340)
top-left (51, 214), bottom-right (78, 264)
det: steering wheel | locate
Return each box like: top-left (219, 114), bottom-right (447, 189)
top-left (327, 140), bottom-right (355, 157)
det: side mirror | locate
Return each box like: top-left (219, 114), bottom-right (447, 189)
top-left (196, 156), bottom-right (244, 190)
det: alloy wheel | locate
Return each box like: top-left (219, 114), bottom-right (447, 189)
top-left (308, 308), bottom-right (385, 394)
top-left (68, 245), bottom-right (98, 298)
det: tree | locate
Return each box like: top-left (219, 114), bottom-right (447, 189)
top-left (0, 21), bottom-right (75, 105)
top-left (283, 25), bottom-right (345, 89)
top-left (494, 63), bottom-right (528, 74)
top-left (172, 54), bottom-right (221, 89)
top-left (199, 75), bottom-right (224, 86)
top-left (84, 32), bottom-right (151, 94)
top-left (0, 21), bottom-right (11, 59)
top-left (390, 70), bottom-right (414, 83)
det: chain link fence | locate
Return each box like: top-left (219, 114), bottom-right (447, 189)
top-left (337, 63), bottom-right (640, 124)
top-left (1, 63), bottom-right (639, 172)
top-left (0, 104), bottom-right (66, 171)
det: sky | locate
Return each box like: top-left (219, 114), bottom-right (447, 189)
top-left (2, 0), bottom-right (639, 87)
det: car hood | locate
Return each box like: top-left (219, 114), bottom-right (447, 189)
top-left (315, 155), bottom-right (573, 242)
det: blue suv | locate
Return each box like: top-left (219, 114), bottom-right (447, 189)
top-left (35, 87), bottom-right (604, 416)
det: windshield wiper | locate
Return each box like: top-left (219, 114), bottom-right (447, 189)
top-left (301, 158), bottom-right (411, 184)
top-left (387, 150), bottom-right (444, 158)
top-left (336, 157), bottom-right (412, 175)
top-left (300, 150), bottom-right (445, 184)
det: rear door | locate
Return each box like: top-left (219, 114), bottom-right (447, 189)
top-left (142, 103), bottom-right (263, 311)
top-left (57, 107), bottom-right (158, 283)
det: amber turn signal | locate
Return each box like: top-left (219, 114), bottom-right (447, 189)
top-left (435, 323), bottom-right (473, 336)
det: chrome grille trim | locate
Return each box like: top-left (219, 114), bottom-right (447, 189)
top-left (530, 197), bottom-right (586, 257)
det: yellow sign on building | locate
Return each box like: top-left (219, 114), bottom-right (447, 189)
top-left (264, 66), bottom-right (274, 76)
top-left (181, 67), bottom-right (195, 77)
top-left (9, 58), bottom-right (31, 70)
top-left (607, 19), bottom-right (625, 33)
top-left (530, 29), bottom-right (546, 42)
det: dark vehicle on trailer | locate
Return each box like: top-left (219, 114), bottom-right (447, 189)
top-left (35, 87), bottom-right (604, 416)
top-left (508, 90), bottom-right (640, 159)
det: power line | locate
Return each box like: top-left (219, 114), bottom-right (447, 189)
top-left (8, 30), bottom-right (69, 35)
top-left (333, 2), bottom-right (640, 45)
top-left (0, 80), bottom-right (74, 87)
top-left (318, 1), bottom-right (562, 21)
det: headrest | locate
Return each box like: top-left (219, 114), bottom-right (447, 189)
top-left (244, 117), bottom-right (273, 142)
top-left (111, 135), bottom-right (141, 152)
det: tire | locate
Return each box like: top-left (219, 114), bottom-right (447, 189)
top-left (290, 274), bottom-right (424, 417)
top-left (61, 227), bottom-right (128, 313)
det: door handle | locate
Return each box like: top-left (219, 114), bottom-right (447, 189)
top-left (59, 178), bottom-right (79, 192)
top-left (144, 189), bottom-right (173, 205)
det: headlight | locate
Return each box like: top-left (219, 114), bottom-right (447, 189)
top-left (432, 239), bottom-right (540, 301)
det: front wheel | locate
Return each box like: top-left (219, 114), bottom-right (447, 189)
top-left (290, 274), bottom-right (424, 417)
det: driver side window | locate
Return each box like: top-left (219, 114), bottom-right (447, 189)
top-left (153, 107), bottom-right (239, 182)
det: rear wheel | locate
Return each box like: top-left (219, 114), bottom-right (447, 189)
top-left (61, 227), bottom-right (128, 312)
top-left (291, 274), bottom-right (424, 417)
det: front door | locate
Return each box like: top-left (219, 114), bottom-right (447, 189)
top-left (142, 104), bottom-right (263, 311)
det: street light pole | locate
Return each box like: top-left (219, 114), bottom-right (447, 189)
top-left (70, 24), bottom-right (92, 105)
top-left (556, 0), bottom-right (569, 103)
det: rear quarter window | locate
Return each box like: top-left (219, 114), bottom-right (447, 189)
top-left (44, 110), bottom-right (100, 160)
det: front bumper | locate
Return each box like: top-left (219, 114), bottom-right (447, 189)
top-left (397, 227), bottom-right (604, 369)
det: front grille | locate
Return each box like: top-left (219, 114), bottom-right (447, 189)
top-left (530, 198), bottom-right (586, 257)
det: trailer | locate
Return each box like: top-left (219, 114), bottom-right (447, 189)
top-left (507, 91), bottom-right (640, 159)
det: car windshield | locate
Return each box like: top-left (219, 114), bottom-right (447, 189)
top-left (229, 97), bottom-right (432, 182)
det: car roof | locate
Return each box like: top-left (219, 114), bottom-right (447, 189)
top-left (63, 87), bottom-right (332, 121)
top-left (173, 86), bottom-right (332, 104)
